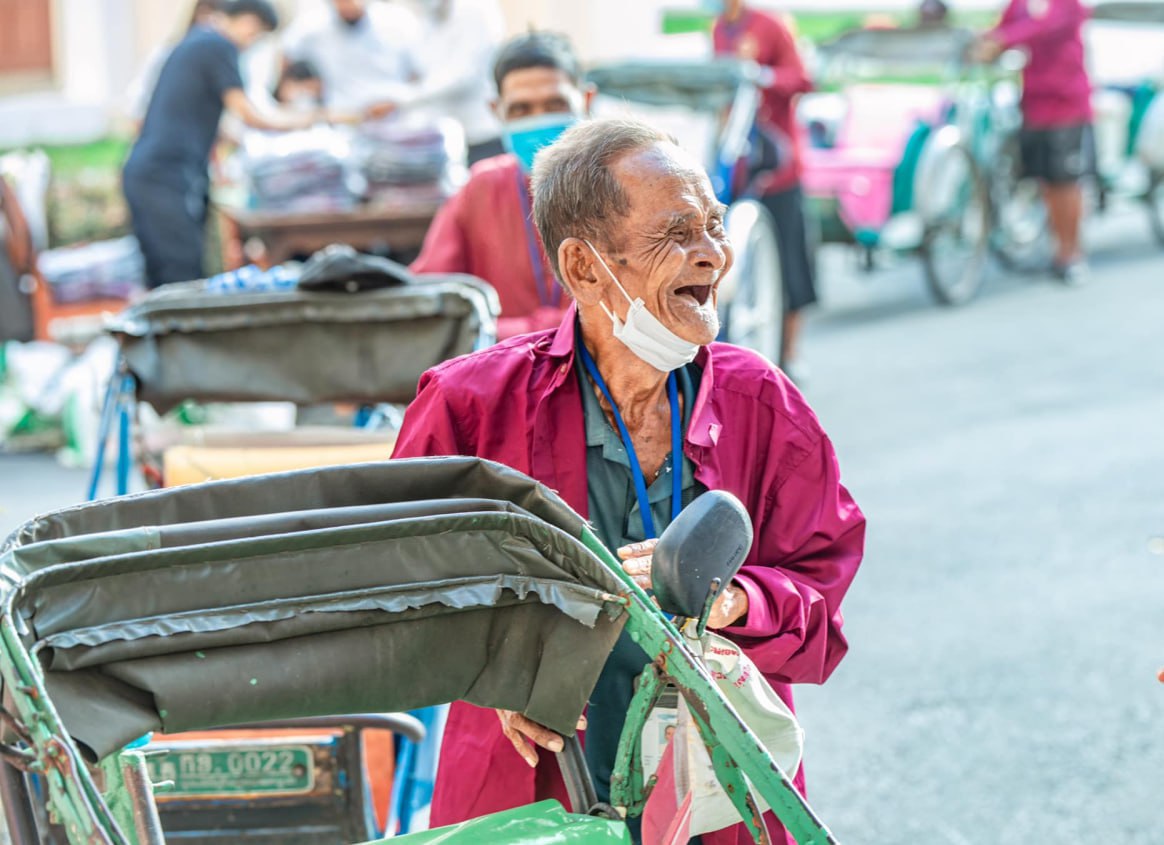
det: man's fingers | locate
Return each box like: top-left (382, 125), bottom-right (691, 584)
top-left (621, 556), bottom-right (651, 576)
top-left (510, 712), bottom-right (564, 753)
top-left (617, 539), bottom-right (658, 560)
top-left (503, 724), bottom-right (539, 767)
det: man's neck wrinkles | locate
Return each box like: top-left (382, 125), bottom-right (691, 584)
top-left (583, 327), bottom-right (669, 428)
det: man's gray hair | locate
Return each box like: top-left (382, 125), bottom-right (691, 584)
top-left (531, 118), bottom-right (673, 279)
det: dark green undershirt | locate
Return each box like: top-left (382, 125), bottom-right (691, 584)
top-left (574, 344), bottom-right (707, 812)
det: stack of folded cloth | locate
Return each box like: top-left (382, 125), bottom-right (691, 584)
top-left (355, 118), bottom-right (468, 203)
top-left (243, 127), bottom-right (361, 213)
top-left (37, 236), bottom-right (146, 304)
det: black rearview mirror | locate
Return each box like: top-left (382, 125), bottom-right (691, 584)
top-left (652, 490), bottom-right (753, 623)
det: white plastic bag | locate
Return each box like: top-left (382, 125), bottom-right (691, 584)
top-left (674, 632), bottom-right (804, 837)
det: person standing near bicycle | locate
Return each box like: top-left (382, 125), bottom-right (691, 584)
top-left (708, 0), bottom-right (816, 380)
top-left (974, 0), bottom-right (1095, 285)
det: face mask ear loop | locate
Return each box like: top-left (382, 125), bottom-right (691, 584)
top-left (583, 240), bottom-right (635, 325)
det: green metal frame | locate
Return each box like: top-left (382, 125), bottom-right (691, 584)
top-left (579, 528), bottom-right (836, 844)
top-left (0, 524), bottom-right (836, 845)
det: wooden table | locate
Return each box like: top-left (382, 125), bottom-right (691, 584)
top-left (217, 199), bottom-right (443, 266)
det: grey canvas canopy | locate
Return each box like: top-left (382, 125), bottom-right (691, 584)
top-left (586, 59), bottom-right (762, 112)
top-left (816, 25), bottom-right (976, 69)
top-left (1090, 1), bottom-right (1164, 24)
top-left (107, 276), bottom-right (499, 413)
top-left (0, 458), bottom-right (627, 762)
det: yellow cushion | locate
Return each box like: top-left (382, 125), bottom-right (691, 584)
top-left (163, 439), bottom-right (395, 487)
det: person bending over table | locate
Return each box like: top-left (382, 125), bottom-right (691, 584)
top-left (122, 0), bottom-right (346, 289)
top-left (393, 118), bottom-right (866, 845)
top-left (410, 31), bottom-right (593, 339)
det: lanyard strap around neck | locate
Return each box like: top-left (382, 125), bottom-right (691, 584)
top-left (577, 341), bottom-right (683, 540)
top-left (515, 168), bottom-right (561, 308)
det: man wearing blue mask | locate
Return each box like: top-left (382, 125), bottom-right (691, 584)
top-left (411, 31), bottom-right (593, 339)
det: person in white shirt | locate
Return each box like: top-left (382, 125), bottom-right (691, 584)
top-left (401, 0), bottom-right (506, 164)
top-left (282, 0), bottom-right (421, 114)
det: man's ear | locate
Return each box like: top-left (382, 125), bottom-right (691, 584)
top-left (558, 237), bottom-right (607, 306)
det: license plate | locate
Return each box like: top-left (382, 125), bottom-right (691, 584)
top-left (147, 744), bottom-right (315, 797)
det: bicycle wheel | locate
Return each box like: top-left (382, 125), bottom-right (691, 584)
top-left (920, 144), bottom-right (990, 306)
top-left (989, 133), bottom-right (1053, 272)
top-left (1148, 172), bottom-right (1164, 247)
top-left (718, 200), bottom-right (783, 363)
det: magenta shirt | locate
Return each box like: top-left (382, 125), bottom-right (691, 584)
top-left (392, 307), bottom-right (866, 844)
top-left (994, 0), bottom-right (1093, 128)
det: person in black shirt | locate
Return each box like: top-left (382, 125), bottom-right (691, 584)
top-left (123, 0), bottom-right (327, 287)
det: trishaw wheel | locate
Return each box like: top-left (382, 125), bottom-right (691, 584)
top-left (990, 177), bottom-right (1053, 272)
top-left (987, 133), bottom-right (1052, 273)
top-left (720, 200), bottom-right (784, 363)
top-left (920, 144), bottom-right (989, 306)
top-left (1148, 173), bottom-right (1164, 247)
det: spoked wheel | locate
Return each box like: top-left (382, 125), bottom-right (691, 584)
top-left (920, 144), bottom-right (990, 306)
top-left (1148, 172), bottom-right (1164, 247)
top-left (989, 133), bottom-right (1052, 272)
top-left (719, 200), bottom-right (784, 363)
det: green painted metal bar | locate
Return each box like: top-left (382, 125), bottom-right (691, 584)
top-left (686, 695), bottom-right (770, 844)
top-left (579, 526), bottom-right (839, 845)
top-left (0, 612), bottom-right (127, 844)
top-left (609, 664), bottom-right (664, 813)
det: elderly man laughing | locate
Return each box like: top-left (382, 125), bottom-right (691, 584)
top-left (392, 118), bottom-right (865, 844)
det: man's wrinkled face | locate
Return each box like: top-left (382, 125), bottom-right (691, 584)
top-left (593, 143), bottom-right (733, 346)
top-left (332, 0), bottom-right (367, 25)
top-left (496, 67), bottom-right (585, 122)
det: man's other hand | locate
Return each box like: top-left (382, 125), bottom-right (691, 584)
top-left (496, 710), bottom-right (586, 767)
top-left (618, 538), bottom-right (749, 627)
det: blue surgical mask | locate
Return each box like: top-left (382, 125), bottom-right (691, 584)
top-left (501, 112), bottom-right (578, 173)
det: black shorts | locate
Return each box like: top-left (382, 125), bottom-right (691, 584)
top-left (758, 186), bottom-right (817, 313)
top-left (1019, 123), bottom-right (1095, 185)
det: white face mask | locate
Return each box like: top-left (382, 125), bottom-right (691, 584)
top-left (584, 241), bottom-right (700, 373)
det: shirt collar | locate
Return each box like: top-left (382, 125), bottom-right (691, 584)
top-left (538, 303), bottom-right (723, 450)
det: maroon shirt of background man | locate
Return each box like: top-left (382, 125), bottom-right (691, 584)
top-left (992, 0), bottom-right (1093, 128)
top-left (411, 153), bottom-right (568, 339)
top-left (392, 306), bottom-right (866, 844)
top-left (713, 7), bottom-right (813, 195)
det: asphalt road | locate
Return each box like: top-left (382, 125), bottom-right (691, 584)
top-left (0, 205), bottom-right (1161, 844)
top-left (792, 204), bottom-right (1164, 844)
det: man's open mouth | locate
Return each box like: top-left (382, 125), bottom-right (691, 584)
top-left (674, 285), bottom-right (713, 306)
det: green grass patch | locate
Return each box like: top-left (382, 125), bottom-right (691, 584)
top-left (661, 8), bottom-right (996, 43)
top-left (32, 137), bottom-right (132, 178)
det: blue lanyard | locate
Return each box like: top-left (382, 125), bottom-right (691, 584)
top-left (577, 341), bottom-right (683, 540)
top-left (515, 169), bottom-right (561, 308)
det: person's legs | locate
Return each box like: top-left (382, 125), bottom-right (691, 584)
top-left (1042, 181), bottom-right (1085, 265)
top-left (759, 186), bottom-right (817, 373)
top-left (124, 170), bottom-right (206, 288)
top-left (1022, 124), bottom-right (1091, 277)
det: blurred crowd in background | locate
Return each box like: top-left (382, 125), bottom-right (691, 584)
top-left (2, 0), bottom-right (1163, 457)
